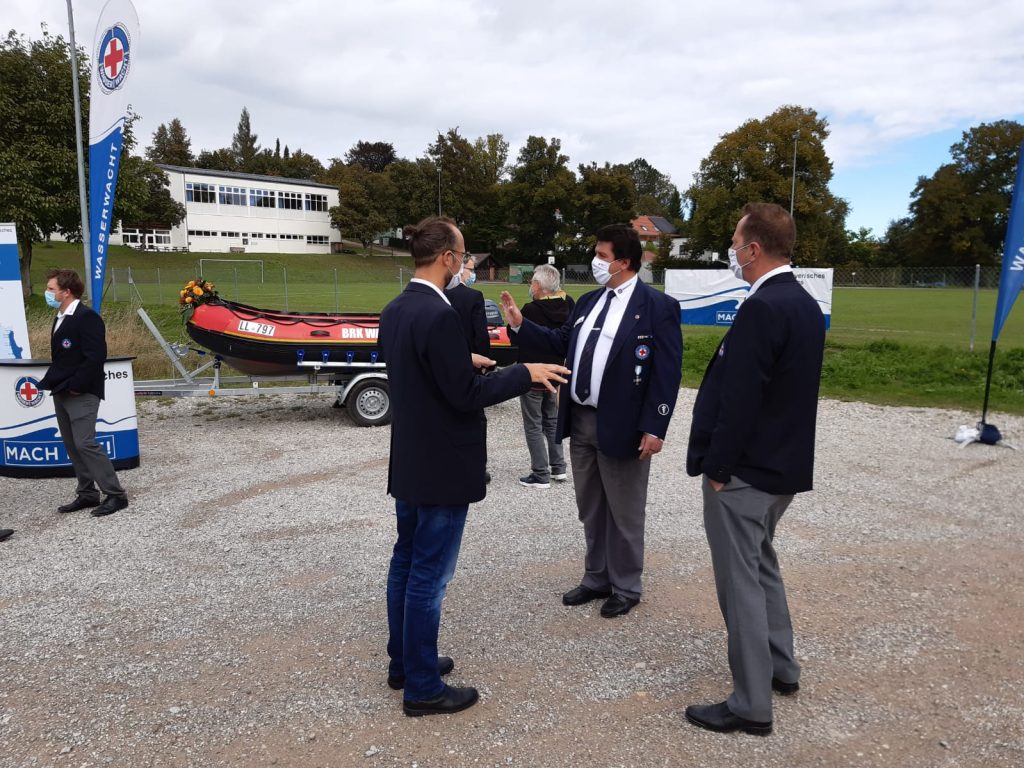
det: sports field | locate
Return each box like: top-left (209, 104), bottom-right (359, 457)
top-left (21, 244), bottom-right (1024, 413)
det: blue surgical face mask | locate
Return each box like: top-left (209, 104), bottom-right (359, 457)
top-left (45, 290), bottom-right (61, 309)
top-left (465, 272), bottom-right (476, 286)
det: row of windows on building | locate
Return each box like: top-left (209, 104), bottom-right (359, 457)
top-left (185, 183), bottom-right (330, 212)
top-left (187, 229), bottom-right (329, 245)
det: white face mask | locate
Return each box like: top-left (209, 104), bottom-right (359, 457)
top-left (727, 243), bottom-right (755, 281)
top-left (591, 256), bottom-right (619, 286)
top-left (445, 254), bottom-right (461, 290)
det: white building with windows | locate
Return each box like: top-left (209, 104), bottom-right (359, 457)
top-left (118, 165), bottom-right (341, 254)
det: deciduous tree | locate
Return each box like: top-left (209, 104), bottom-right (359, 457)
top-left (344, 141), bottom-right (397, 173)
top-left (0, 29), bottom-right (90, 296)
top-left (503, 136), bottom-right (576, 263)
top-left (686, 105), bottom-right (848, 266)
top-left (901, 120), bottom-right (1024, 267)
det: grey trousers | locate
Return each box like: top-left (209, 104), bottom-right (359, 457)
top-left (53, 392), bottom-right (125, 500)
top-left (570, 406), bottom-right (651, 599)
top-left (519, 390), bottom-right (565, 481)
top-left (702, 474), bottom-right (799, 722)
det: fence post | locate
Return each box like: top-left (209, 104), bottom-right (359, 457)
top-left (334, 268), bottom-right (339, 312)
top-left (970, 263), bottom-right (980, 352)
top-left (283, 267), bottom-right (288, 311)
top-left (111, 269), bottom-right (118, 302)
top-left (157, 267), bottom-right (162, 304)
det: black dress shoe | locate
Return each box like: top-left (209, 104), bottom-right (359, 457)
top-left (387, 656), bottom-right (455, 690)
top-left (0, 529), bottom-right (13, 542)
top-left (91, 495), bottom-right (129, 517)
top-left (58, 496), bottom-right (101, 513)
top-left (685, 701), bottom-right (772, 736)
top-left (600, 593), bottom-right (639, 618)
top-left (562, 585), bottom-right (612, 606)
top-left (403, 684), bottom-right (479, 717)
top-left (772, 677), bottom-right (800, 695)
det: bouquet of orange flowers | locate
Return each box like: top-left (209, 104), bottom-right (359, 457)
top-left (178, 278), bottom-right (218, 317)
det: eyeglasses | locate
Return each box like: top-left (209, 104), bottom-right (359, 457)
top-left (448, 249), bottom-right (474, 266)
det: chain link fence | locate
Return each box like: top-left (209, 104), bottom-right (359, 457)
top-left (104, 263), bottom-right (1005, 313)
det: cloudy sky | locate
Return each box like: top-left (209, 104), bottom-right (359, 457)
top-left (7, 0), bottom-right (1024, 235)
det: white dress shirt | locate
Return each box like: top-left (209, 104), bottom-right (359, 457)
top-left (746, 264), bottom-right (793, 299)
top-left (410, 277), bottom-right (451, 306)
top-left (571, 275), bottom-right (639, 406)
top-left (53, 298), bottom-right (80, 334)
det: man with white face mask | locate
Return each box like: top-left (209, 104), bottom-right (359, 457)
top-left (684, 203), bottom-right (825, 736)
top-left (501, 224), bottom-right (682, 618)
top-left (380, 216), bottom-right (570, 717)
top-left (37, 268), bottom-right (128, 518)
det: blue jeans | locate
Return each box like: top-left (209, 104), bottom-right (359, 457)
top-left (386, 499), bottom-right (468, 701)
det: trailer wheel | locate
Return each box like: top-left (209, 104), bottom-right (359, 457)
top-left (347, 379), bottom-right (391, 427)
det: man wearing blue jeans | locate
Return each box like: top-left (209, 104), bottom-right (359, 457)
top-left (380, 216), bottom-right (569, 716)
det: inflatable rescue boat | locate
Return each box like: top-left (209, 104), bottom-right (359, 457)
top-left (186, 299), bottom-right (517, 376)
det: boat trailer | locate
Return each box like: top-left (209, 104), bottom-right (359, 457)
top-left (133, 308), bottom-right (391, 427)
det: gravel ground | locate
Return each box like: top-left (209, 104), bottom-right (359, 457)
top-left (1, 390), bottom-right (1022, 768)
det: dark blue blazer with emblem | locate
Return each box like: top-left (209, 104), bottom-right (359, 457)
top-left (380, 281), bottom-right (531, 506)
top-left (38, 302), bottom-right (108, 400)
top-left (512, 279), bottom-right (683, 459)
top-left (686, 272), bottom-right (825, 495)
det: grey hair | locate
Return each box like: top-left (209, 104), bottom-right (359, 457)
top-left (531, 263), bottom-right (561, 293)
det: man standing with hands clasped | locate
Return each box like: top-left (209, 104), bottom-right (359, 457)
top-left (684, 203), bottom-right (825, 736)
top-left (38, 268), bottom-right (129, 518)
top-left (502, 224), bottom-right (682, 618)
top-left (380, 216), bottom-right (569, 717)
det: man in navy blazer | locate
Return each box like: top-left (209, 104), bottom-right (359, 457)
top-left (501, 224), bottom-right (683, 618)
top-left (446, 256), bottom-right (490, 357)
top-left (380, 216), bottom-right (569, 718)
top-left (37, 269), bottom-right (128, 518)
top-left (684, 203), bottom-right (825, 736)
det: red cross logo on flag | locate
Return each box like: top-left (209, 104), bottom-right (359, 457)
top-left (96, 24), bottom-right (131, 93)
top-left (103, 38), bottom-right (124, 79)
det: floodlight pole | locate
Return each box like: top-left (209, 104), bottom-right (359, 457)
top-left (67, 0), bottom-right (92, 303)
top-left (789, 130), bottom-right (800, 217)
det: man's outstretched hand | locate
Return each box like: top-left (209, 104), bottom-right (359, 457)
top-left (524, 363), bottom-right (570, 393)
top-left (500, 291), bottom-right (523, 328)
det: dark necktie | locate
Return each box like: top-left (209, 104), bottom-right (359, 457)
top-left (574, 290), bottom-right (615, 403)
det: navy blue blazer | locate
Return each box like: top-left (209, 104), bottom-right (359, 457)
top-left (446, 283), bottom-right (491, 356)
top-left (686, 272), bottom-right (825, 495)
top-left (38, 302), bottom-right (108, 400)
top-left (380, 282), bottom-right (531, 506)
top-left (513, 279), bottom-right (683, 459)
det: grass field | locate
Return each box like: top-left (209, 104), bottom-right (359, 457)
top-left (19, 242), bottom-right (1024, 414)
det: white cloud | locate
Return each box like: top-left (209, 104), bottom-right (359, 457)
top-left (4, 0), bottom-right (1024, 228)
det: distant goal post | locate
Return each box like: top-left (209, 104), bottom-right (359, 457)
top-left (198, 258), bottom-right (265, 284)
